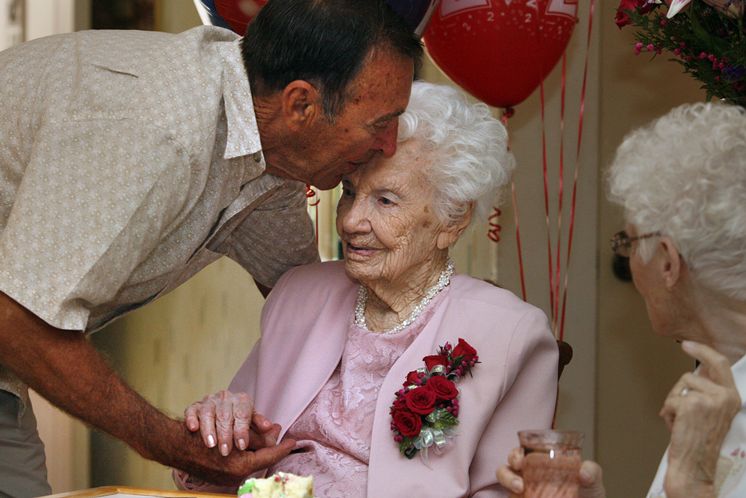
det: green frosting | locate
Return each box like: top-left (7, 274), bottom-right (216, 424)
top-left (238, 479), bottom-right (256, 494)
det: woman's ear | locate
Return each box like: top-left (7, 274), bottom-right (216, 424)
top-left (280, 80), bottom-right (321, 131)
top-left (436, 203), bottom-right (474, 250)
top-left (658, 236), bottom-right (684, 289)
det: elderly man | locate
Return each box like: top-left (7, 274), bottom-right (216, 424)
top-left (0, 0), bottom-right (422, 494)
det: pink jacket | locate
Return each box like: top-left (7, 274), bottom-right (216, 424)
top-left (229, 261), bottom-right (558, 497)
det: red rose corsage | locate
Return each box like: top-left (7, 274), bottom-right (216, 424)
top-left (390, 338), bottom-right (479, 459)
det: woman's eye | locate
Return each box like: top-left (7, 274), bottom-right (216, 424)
top-left (378, 196), bottom-right (394, 206)
top-left (342, 187), bottom-right (354, 197)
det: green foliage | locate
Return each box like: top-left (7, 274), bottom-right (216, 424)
top-left (625, 2), bottom-right (746, 105)
top-left (427, 408), bottom-right (459, 430)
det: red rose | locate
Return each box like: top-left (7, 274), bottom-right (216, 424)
top-left (392, 408), bottom-right (422, 438)
top-left (391, 395), bottom-right (407, 411)
top-left (405, 386), bottom-right (437, 415)
top-left (423, 354), bottom-right (448, 371)
top-left (426, 375), bottom-right (459, 401)
top-left (615, 0), bottom-right (659, 28)
top-left (404, 370), bottom-right (421, 387)
top-left (452, 338), bottom-right (478, 363)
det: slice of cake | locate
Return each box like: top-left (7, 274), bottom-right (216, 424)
top-left (237, 471), bottom-right (314, 498)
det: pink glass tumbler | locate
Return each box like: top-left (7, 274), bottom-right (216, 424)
top-left (518, 429), bottom-right (584, 498)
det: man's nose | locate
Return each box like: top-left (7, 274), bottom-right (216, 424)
top-left (376, 120), bottom-right (399, 158)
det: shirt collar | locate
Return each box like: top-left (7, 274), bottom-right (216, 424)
top-left (217, 39), bottom-right (264, 161)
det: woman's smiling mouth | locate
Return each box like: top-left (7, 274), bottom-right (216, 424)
top-left (345, 242), bottom-right (379, 258)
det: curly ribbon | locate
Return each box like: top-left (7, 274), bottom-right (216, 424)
top-left (538, 68), bottom-right (555, 334)
top-left (487, 208), bottom-right (502, 243)
top-left (533, 1), bottom-right (593, 341)
top-left (558, 0), bottom-right (595, 343)
top-left (499, 108), bottom-right (527, 302)
top-left (305, 184), bottom-right (320, 246)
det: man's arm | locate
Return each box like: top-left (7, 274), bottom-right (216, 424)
top-left (0, 291), bottom-right (293, 486)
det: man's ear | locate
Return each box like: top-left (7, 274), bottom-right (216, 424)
top-left (436, 203), bottom-right (474, 250)
top-left (658, 236), bottom-right (684, 289)
top-left (280, 80), bottom-right (321, 131)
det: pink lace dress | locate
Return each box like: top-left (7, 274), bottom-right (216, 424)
top-left (268, 289), bottom-right (447, 497)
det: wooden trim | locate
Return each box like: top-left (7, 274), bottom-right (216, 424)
top-left (41, 486), bottom-right (232, 498)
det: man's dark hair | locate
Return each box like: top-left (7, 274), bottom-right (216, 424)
top-left (241, 0), bottom-right (423, 117)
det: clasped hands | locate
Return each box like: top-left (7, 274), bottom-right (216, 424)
top-left (185, 390), bottom-right (291, 457)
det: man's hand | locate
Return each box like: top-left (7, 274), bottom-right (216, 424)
top-left (660, 341), bottom-right (741, 498)
top-left (0, 291), bottom-right (292, 485)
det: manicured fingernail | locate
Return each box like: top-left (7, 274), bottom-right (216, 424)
top-left (207, 434), bottom-right (216, 448)
top-left (238, 438), bottom-right (247, 450)
top-left (221, 443), bottom-right (229, 456)
top-left (580, 468), bottom-right (591, 481)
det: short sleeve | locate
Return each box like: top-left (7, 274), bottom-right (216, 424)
top-left (0, 119), bottom-right (191, 331)
top-left (221, 181), bottom-right (320, 288)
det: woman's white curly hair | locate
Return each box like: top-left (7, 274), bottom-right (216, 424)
top-left (397, 80), bottom-right (514, 226)
top-left (608, 102), bottom-right (746, 300)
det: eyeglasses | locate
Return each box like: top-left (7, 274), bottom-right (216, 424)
top-left (610, 230), bottom-right (661, 258)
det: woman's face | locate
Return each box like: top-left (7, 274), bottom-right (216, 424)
top-left (336, 140), bottom-right (454, 288)
top-left (627, 224), bottom-right (683, 338)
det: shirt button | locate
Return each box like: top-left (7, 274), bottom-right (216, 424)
top-left (252, 152), bottom-right (262, 163)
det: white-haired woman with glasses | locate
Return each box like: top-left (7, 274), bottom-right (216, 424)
top-left (174, 80), bottom-right (559, 497)
top-left (498, 102), bottom-right (746, 498)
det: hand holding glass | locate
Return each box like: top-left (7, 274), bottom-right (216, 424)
top-left (518, 430), bottom-right (584, 498)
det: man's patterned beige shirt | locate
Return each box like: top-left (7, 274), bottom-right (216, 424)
top-left (0, 26), bottom-right (319, 398)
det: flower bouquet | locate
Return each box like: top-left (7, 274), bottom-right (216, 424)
top-left (389, 338), bottom-right (479, 460)
top-left (615, 0), bottom-right (746, 106)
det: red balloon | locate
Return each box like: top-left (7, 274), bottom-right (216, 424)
top-left (424, 0), bottom-right (578, 109)
top-left (214, 0), bottom-right (267, 35)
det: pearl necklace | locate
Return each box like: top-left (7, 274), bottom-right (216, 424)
top-left (354, 258), bottom-right (454, 335)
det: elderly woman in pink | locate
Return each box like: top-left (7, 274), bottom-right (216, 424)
top-left (175, 81), bottom-right (558, 497)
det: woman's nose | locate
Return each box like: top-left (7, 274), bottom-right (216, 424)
top-left (340, 199), bottom-right (371, 234)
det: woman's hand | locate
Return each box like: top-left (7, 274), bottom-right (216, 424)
top-left (184, 390), bottom-right (281, 457)
top-left (496, 447), bottom-right (606, 498)
top-left (659, 341), bottom-right (741, 498)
